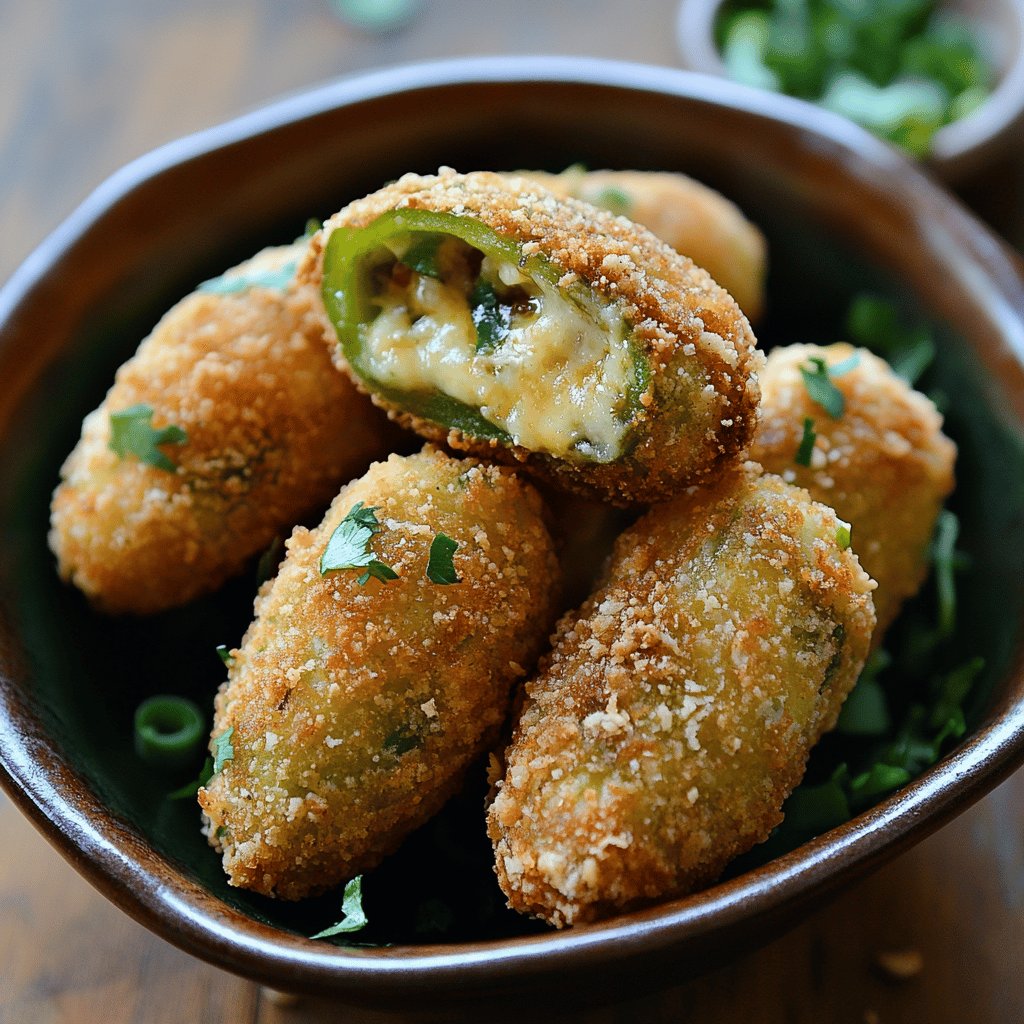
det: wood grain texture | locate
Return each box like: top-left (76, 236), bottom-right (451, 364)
top-left (1, 1), bottom-right (1022, 1021)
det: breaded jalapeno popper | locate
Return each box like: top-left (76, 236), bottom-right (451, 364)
top-left (49, 242), bottom-right (395, 614)
top-left (488, 464), bottom-right (876, 927)
top-left (750, 343), bottom-right (955, 637)
top-left (199, 447), bottom-right (561, 900)
top-left (302, 169), bottom-right (762, 506)
top-left (521, 168), bottom-right (767, 322)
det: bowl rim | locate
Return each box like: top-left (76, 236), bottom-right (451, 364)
top-left (675, 0), bottom-right (1024, 179)
top-left (2, 54), bottom-right (1024, 999)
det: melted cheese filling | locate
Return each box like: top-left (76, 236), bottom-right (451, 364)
top-left (361, 253), bottom-right (635, 461)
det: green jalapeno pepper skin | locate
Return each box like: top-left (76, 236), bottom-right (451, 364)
top-left (488, 464), bottom-right (876, 927)
top-left (198, 447), bottom-right (562, 900)
top-left (304, 169), bottom-right (763, 507)
top-left (322, 208), bottom-right (652, 451)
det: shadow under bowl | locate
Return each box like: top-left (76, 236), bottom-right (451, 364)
top-left (1, 57), bottom-right (1024, 1013)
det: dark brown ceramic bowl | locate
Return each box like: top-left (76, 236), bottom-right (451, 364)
top-left (676, 0), bottom-right (1024, 180)
top-left (1, 58), bottom-right (1023, 1012)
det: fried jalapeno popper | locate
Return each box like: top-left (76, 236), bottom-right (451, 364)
top-left (49, 243), bottom-right (394, 614)
top-left (304, 169), bottom-right (762, 506)
top-left (521, 168), bottom-right (768, 322)
top-left (750, 343), bottom-right (955, 636)
top-left (488, 464), bottom-right (876, 927)
top-left (199, 447), bottom-right (561, 900)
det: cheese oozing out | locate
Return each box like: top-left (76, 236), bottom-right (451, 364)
top-left (359, 235), bottom-right (638, 462)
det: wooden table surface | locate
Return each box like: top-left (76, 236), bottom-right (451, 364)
top-left (2, 2), bottom-right (1023, 1021)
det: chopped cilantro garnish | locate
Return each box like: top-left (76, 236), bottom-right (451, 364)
top-left (929, 655), bottom-right (984, 741)
top-left (846, 294), bottom-right (901, 349)
top-left (799, 357), bottom-right (846, 418)
top-left (198, 260), bottom-right (297, 294)
top-left (320, 501), bottom-right (399, 586)
top-left (109, 404), bottom-right (187, 472)
top-left (216, 645), bottom-right (234, 667)
top-left (776, 766), bottom-right (852, 844)
top-left (426, 533), bottom-right (461, 585)
top-left (889, 334), bottom-right (936, 385)
top-left (357, 561), bottom-right (400, 586)
top-left (849, 763), bottom-right (913, 802)
top-left (829, 352), bottom-right (861, 377)
top-left (846, 294), bottom-right (935, 385)
top-left (470, 278), bottom-right (511, 354)
top-left (835, 520), bottom-right (852, 550)
top-left (168, 756), bottom-right (214, 800)
top-left (836, 649), bottom-right (893, 736)
top-left (256, 535), bottom-right (285, 585)
top-left (931, 509), bottom-right (960, 638)
top-left (212, 727), bottom-right (235, 774)
top-left (346, 502), bottom-right (384, 532)
top-left (400, 234), bottom-right (445, 278)
top-left (593, 186), bottom-right (632, 215)
top-left (795, 417), bottom-right (817, 466)
top-left (715, 0), bottom-right (992, 157)
top-left (311, 876), bottom-right (369, 939)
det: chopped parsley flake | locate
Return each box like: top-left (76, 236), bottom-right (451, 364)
top-left (829, 352), bottom-right (861, 377)
top-left (836, 520), bottom-right (852, 550)
top-left (426, 533), bottom-right (461, 585)
top-left (256, 535), bottom-right (285, 585)
top-left (836, 650), bottom-right (892, 736)
top-left (593, 186), bottom-right (632, 215)
top-left (799, 357), bottom-right (846, 418)
top-left (470, 278), bottom-right (511, 354)
top-left (400, 234), bottom-right (444, 278)
top-left (216, 645), bottom-right (234, 667)
top-left (320, 501), bottom-right (399, 586)
top-left (795, 416), bottom-right (817, 466)
top-left (311, 876), bottom-right (369, 939)
top-left (931, 509), bottom-right (960, 638)
top-left (167, 756), bottom-right (213, 801)
top-left (212, 727), bottom-right (235, 774)
top-left (109, 404), bottom-right (187, 472)
top-left (846, 294), bottom-right (935, 385)
top-left (198, 260), bottom-right (297, 294)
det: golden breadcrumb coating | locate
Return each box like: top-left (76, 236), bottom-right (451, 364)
top-left (49, 243), bottom-right (395, 614)
top-left (298, 167), bottom-right (763, 506)
top-left (488, 463), bottom-right (876, 927)
top-left (199, 447), bottom-right (561, 900)
top-left (750, 343), bottom-right (956, 637)
top-left (520, 168), bottom-right (767, 321)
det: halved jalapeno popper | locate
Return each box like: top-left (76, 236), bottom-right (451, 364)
top-left (301, 169), bottom-right (763, 506)
top-left (199, 447), bottom-right (561, 900)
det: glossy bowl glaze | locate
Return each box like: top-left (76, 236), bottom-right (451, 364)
top-left (677, 0), bottom-right (1024, 180)
top-left (1, 58), bottom-right (1023, 1011)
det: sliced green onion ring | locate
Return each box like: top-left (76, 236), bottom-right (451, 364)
top-left (134, 695), bottom-right (206, 770)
